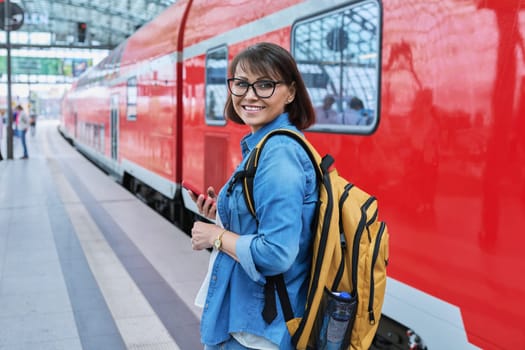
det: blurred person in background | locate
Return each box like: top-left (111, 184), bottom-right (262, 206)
top-left (16, 105), bottom-right (30, 159)
top-left (314, 95), bottom-right (340, 124)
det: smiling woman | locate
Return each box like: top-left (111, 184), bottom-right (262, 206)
top-left (187, 42), bottom-right (318, 350)
top-left (224, 42), bottom-right (315, 131)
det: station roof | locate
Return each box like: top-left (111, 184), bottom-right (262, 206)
top-left (13, 0), bottom-right (177, 50)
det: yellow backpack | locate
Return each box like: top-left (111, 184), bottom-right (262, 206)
top-left (241, 129), bottom-right (390, 350)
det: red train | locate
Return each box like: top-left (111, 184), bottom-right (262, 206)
top-left (60, 1), bottom-right (525, 349)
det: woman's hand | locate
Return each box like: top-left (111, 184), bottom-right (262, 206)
top-left (191, 221), bottom-right (221, 250)
top-left (188, 186), bottom-right (217, 220)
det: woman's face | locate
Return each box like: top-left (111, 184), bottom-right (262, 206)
top-left (231, 65), bottom-right (295, 133)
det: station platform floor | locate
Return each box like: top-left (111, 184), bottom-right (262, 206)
top-left (0, 120), bottom-right (210, 350)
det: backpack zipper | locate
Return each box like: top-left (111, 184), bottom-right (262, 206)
top-left (332, 183), bottom-right (353, 290)
top-left (367, 221), bottom-right (386, 324)
top-left (351, 196), bottom-right (376, 294)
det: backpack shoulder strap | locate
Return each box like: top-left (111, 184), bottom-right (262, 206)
top-left (241, 128), bottom-right (335, 326)
top-left (242, 128), bottom-right (331, 216)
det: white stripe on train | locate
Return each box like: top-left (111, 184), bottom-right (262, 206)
top-left (384, 278), bottom-right (480, 350)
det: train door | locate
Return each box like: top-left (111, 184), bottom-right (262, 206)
top-left (203, 45), bottom-right (229, 191)
top-left (110, 94), bottom-right (119, 160)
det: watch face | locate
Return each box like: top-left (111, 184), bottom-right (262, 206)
top-left (214, 239), bottom-right (221, 249)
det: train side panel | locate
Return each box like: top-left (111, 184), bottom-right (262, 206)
top-left (115, 1), bottom-right (191, 197)
top-left (375, 2), bottom-right (524, 349)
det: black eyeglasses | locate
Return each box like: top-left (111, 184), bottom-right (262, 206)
top-left (227, 78), bottom-right (285, 99)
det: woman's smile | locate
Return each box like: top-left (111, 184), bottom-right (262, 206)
top-left (242, 105), bottom-right (265, 112)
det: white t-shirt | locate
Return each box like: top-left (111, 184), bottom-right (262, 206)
top-left (194, 214), bottom-right (279, 350)
top-left (17, 110), bottom-right (30, 131)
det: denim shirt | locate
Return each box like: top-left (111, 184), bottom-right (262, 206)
top-left (200, 113), bottom-right (319, 349)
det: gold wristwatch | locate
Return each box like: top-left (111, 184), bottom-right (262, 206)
top-left (214, 230), bottom-right (226, 250)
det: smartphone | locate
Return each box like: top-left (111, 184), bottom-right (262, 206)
top-left (182, 180), bottom-right (204, 197)
top-left (182, 180), bottom-right (216, 203)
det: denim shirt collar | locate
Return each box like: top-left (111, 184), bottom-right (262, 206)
top-left (240, 113), bottom-right (294, 158)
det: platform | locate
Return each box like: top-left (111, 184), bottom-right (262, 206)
top-left (0, 120), bottom-right (210, 350)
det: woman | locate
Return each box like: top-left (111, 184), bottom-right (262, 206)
top-left (189, 42), bottom-right (318, 349)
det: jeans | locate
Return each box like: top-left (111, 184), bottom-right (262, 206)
top-left (20, 129), bottom-right (28, 157)
top-left (204, 337), bottom-right (254, 350)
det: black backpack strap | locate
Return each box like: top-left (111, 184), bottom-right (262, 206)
top-left (262, 274), bottom-right (295, 324)
top-left (262, 277), bottom-right (278, 323)
top-left (241, 146), bottom-right (260, 217)
top-left (275, 274), bottom-right (294, 321)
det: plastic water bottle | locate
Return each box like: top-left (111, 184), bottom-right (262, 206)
top-left (325, 292), bottom-right (353, 350)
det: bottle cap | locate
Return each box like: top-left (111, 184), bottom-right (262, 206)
top-left (339, 292), bottom-right (351, 300)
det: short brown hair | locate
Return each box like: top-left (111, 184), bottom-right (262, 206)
top-left (224, 42), bottom-right (315, 130)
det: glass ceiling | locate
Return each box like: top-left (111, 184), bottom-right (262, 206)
top-left (8, 0), bottom-right (177, 49)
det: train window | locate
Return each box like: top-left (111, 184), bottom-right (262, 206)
top-left (205, 45), bottom-right (228, 125)
top-left (292, 0), bottom-right (381, 134)
top-left (127, 77), bottom-right (137, 121)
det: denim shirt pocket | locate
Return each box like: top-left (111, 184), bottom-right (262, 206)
top-left (227, 181), bottom-right (254, 234)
